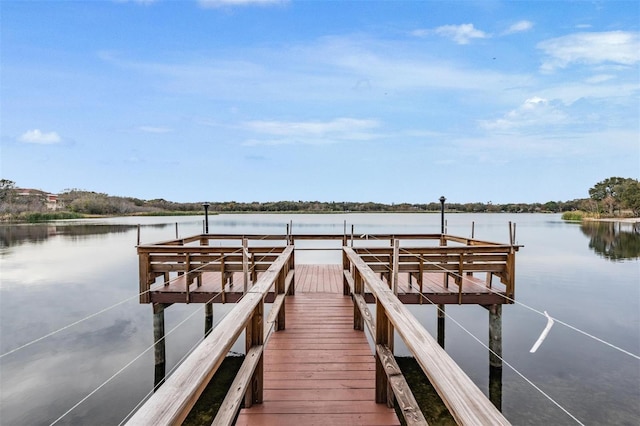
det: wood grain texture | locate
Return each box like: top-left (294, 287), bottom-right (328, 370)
top-left (236, 293), bottom-right (400, 425)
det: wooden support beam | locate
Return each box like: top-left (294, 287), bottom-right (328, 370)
top-left (212, 345), bottom-right (263, 426)
top-left (376, 344), bottom-right (428, 426)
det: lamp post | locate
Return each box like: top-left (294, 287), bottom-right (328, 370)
top-left (202, 203), bottom-right (210, 234)
top-left (439, 196), bottom-right (446, 234)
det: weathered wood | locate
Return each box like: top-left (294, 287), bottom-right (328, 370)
top-left (237, 293), bottom-right (399, 425)
top-left (212, 345), bottom-right (263, 426)
top-left (126, 246), bottom-right (293, 426)
top-left (344, 247), bottom-right (511, 425)
top-left (376, 344), bottom-right (428, 426)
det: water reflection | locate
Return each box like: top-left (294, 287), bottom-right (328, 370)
top-left (0, 223), bottom-right (171, 252)
top-left (580, 221), bottom-right (640, 261)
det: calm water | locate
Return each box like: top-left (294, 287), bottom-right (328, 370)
top-left (0, 214), bottom-right (638, 425)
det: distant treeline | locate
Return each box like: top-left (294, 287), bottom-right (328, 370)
top-left (2, 176), bottom-right (638, 221)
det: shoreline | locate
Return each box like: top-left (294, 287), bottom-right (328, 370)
top-left (585, 217), bottom-right (640, 224)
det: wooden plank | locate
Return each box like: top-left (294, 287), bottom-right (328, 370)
top-left (235, 413), bottom-right (399, 426)
top-left (377, 344), bottom-right (428, 426)
top-left (344, 247), bottom-right (510, 426)
top-left (212, 345), bottom-right (263, 426)
top-left (237, 293), bottom-right (400, 425)
top-left (126, 246), bottom-right (294, 426)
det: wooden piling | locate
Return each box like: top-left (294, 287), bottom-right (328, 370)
top-left (437, 304), bottom-right (445, 349)
top-left (153, 304), bottom-right (166, 388)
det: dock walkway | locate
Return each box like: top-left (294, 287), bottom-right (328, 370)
top-left (236, 291), bottom-right (400, 425)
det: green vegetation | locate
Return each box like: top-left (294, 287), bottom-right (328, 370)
top-left (2, 176), bottom-right (638, 223)
top-left (182, 356), bottom-right (244, 425)
top-left (563, 177), bottom-right (640, 221)
top-left (22, 212), bottom-right (84, 222)
top-left (395, 356), bottom-right (456, 425)
top-left (561, 211), bottom-right (585, 221)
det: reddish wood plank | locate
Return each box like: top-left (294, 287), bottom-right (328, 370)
top-left (237, 292), bottom-right (400, 425)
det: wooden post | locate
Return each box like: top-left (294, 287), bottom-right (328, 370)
top-left (392, 239), bottom-right (399, 296)
top-left (175, 222), bottom-right (178, 239)
top-left (276, 270), bottom-right (286, 331)
top-left (244, 300), bottom-right (264, 407)
top-left (153, 304), bottom-right (166, 388)
top-left (437, 304), bottom-right (445, 349)
top-left (220, 256), bottom-right (226, 304)
top-left (489, 304), bottom-right (502, 368)
top-left (204, 303), bottom-right (213, 337)
top-left (137, 224), bottom-right (141, 245)
top-left (139, 251), bottom-right (151, 303)
top-left (350, 224), bottom-right (354, 247)
top-left (185, 253), bottom-right (191, 303)
top-left (353, 269), bottom-right (364, 331)
top-left (243, 238), bottom-right (249, 293)
top-left (489, 304), bottom-right (503, 410)
top-left (375, 299), bottom-right (394, 407)
top-left (342, 236), bottom-right (349, 296)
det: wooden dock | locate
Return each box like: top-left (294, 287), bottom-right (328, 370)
top-left (236, 292), bottom-right (400, 425)
top-left (128, 232), bottom-right (519, 425)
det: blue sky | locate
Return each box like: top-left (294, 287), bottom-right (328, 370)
top-left (1, 0), bottom-right (638, 204)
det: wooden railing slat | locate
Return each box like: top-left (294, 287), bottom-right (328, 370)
top-left (344, 247), bottom-right (510, 426)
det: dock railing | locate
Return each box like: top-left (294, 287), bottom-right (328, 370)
top-left (344, 246), bottom-right (511, 425)
top-left (126, 245), bottom-right (295, 425)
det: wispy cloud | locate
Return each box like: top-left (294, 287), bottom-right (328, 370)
top-left (503, 20), bottom-right (533, 35)
top-left (242, 118), bottom-right (380, 145)
top-left (478, 97), bottom-right (569, 131)
top-left (19, 129), bottom-right (62, 144)
top-left (434, 24), bottom-right (488, 45)
top-left (585, 74), bottom-right (615, 84)
top-left (138, 126), bottom-right (172, 133)
top-left (198, 0), bottom-right (286, 8)
top-left (537, 31), bottom-right (640, 72)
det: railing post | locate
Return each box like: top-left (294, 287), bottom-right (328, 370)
top-left (289, 249), bottom-right (296, 296)
top-left (342, 236), bottom-right (350, 296)
top-left (375, 299), bottom-right (394, 407)
top-left (220, 256), bottom-right (226, 304)
top-left (139, 251), bottom-right (151, 303)
top-left (353, 268), bottom-right (364, 331)
top-left (185, 253), bottom-right (191, 304)
top-left (243, 238), bottom-right (249, 293)
top-left (276, 269), bottom-right (286, 331)
top-left (245, 299), bottom-right (264, 408)
top-left (392, 239), bottom-right (399, 296)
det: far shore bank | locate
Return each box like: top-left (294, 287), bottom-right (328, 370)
top-left (586, 217), bottom-right (640, 224)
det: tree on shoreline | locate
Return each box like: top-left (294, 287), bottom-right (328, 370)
top-left (589, 177), bottom-right (639, 217)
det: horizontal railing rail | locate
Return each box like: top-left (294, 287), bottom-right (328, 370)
top-left (344, 246), bottom-right (511, 425)
top-left (126, 245), bottom-right (294, 426)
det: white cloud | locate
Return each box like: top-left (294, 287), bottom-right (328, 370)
top-left (478, 97), bottom-right (569, 131)
top-left (242, 118), bottom-right (380, 145)
top-left (585, 74), bottom-right (615, 84)
top-left (537, 31), bottom-right (640, 72)
top-left (198, 0), bottom-right (285, 7)
top-left (434, 24), bottom-right (488, 44)
top-left (504, 20), bottom-right (533, 35)
top-left (19, 129), bottom-right (62, 144)
top-left (138, 126), bottom-right (172, 133)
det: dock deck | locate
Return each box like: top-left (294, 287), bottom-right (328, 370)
top-left (236, 292), bottom-right (400, 425)
top-left (129, 232), bottom-right (517, 425)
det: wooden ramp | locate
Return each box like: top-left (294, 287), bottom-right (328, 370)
top-left (235, 291), bottom-right (400, 425)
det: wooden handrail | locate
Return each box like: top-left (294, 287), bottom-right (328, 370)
top-left (344, 247), bottom-right (510, 425)
top-left (126, 246), bottom-right (294, 426)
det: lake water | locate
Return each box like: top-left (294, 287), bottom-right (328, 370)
top-left (1, 213), bottom-right (638, 425)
